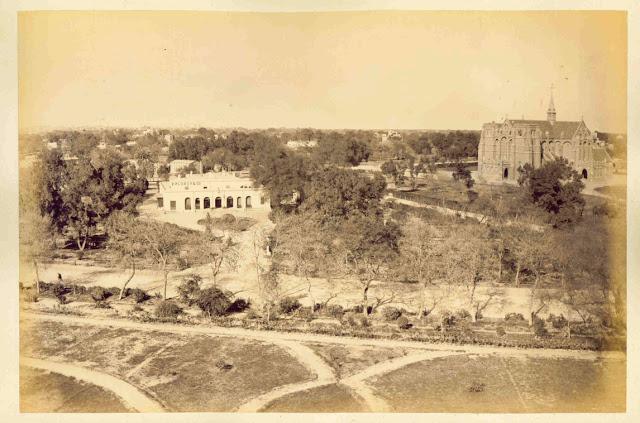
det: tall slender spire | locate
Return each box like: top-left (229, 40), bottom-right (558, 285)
top-left (547, 84), bottom-right (556, 124)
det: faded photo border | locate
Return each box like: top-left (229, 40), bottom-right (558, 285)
top-left (1, 0), bottom-right (639, 422)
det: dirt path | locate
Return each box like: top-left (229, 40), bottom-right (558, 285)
top-left (21, 357), bottom-right (166, 413)
top-left (23, 312), bottom-right (625, 361)
top-left (237, 340), bottom-right (337, 412)
top-left (340, 351), bottom-right (463, 411)
top-left (386, 194), bottom-right (544, 231)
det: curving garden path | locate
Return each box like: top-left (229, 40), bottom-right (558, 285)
top-left (22, 312), bottom-right (625, 413)
top-left (21, 357), bottom-right (166, 413)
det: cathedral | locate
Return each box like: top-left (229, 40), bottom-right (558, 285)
top-left (477, 92), bottom-right (613, 181)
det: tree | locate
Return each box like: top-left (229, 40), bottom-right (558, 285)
top-left (334, 215), bottom-right (401, 315)
top-left (397, 217), bottom-right (447, 318)
top-left (105, 212), bottom-right (145, 299)
top-left (302, 167), bottom-right (386, 223)
top-left (452, 162), bottom-right (475, 189)
top-left (441, 225), bottom-right (496, 322)
top-left (270, 213), bottom-right (328, 308)
top-left (508, 227), bottom-right (553, 324)
top-left (19, 210), bottom-right (55, 294)
top-left (518, 158), bottom-right (585, 227)
top-left (139, 221), bottom-right (187, 299)
top-left (195, 232), bottom-right (239, 286)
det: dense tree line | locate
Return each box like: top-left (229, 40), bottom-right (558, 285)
top-left (26, 149), bottom-right (148, 252)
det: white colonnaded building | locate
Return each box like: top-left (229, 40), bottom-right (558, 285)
top-left (156, 171), bottom-right (269, 212)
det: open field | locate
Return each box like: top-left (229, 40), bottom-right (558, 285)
top-left (20, 366), bottom-right (130, 413)
top-left (370, 353), bottom-right (626, 412)
top-left (19, 313), bottom-right (625, 413)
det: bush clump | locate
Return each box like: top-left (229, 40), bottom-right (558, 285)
top-left (125, 288), bottom-right (149, 303)
top-left (278, 297), bottom-right (302, 315)
top-left (455, 309), bottom-right (472, 321)
top-left (155, 300), bottom-right (183, 319)
top-left (532, 316), bottom-right (549, 337)
top-left (397, 315), bottom-right (411, 330)
top-left (504, 312), bottom-right (526, 324)
top-left (496, 326), bottom-right (506, 337)
top-left (177, 275), bottom-right (202, 306)
top-left (90, 286), bottom-right (107, 302)
top-left (547, 313), bottom-right (568, 329)
top-left (382, 306), bottom-right (403, 322)
top-left (197, 287), bottom-right (232, 317)
top-left (227, 298), bottom-right (250, 313)
top-left (342, 312), bottom-right (371, 328)
top-left (105, 287), bottom-right (121, 298)
top-left (325, 304), bottom-right (344, 319)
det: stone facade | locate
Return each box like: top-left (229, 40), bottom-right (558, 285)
top-left (156, 171), bottom-right (269, 212)
top-left (478, 94), bottom-right (613, 181)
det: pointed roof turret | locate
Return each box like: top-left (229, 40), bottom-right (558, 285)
top-left (547, 84), bottom-right (556, 124)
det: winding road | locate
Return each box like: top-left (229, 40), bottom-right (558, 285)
top-left (22, 311), bottom-right (625, 412)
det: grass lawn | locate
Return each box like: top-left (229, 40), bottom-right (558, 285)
top-left (304, 342), bottom-right (411, 379)
top-left (20, 366), bottom-right (130, 413)
top-left (262, 383), bottom-right (366, 412)
top-left (369, 353), bottom-right (625, 412)
top-left (20, 319), bottom-right (313, 412)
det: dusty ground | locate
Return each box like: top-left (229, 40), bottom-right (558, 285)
top-left (20, 313), bottom-right (625, 413)
top-left (20, 366), bottom-right (130, 413)
top-left (369, 353), bottom-right (626, 413)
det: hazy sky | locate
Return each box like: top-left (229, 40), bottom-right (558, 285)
top-left (18, 11), bottom-right (627, 132)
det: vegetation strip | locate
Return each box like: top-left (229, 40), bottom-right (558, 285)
top-left (24, 312), bottom-right (625, 361)
top-left (21, 357), bottom-right (166, 413)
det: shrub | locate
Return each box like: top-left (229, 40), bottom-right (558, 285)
top-left (105, 287), bottom-right (121, 298)
top-left (496, 326), bottom-right (506, 337)
top-left (131, 304), bottom-right (144, 312)
top-left (382, 306), bottom-right (403, 322)
top-left (227, 298), bottom-right (250, 313)
top-left (547, 313), bottom-right (568, 329)
top-left (326, 304), bottom-right (344, 319)
top-left (177, 275), bottom-right (202, 306)
top-left (278, 297), bottom-right (302, 315)
top-left (245, 309), bottom-right (260, 320)
top-left (220, 214), bottom-right (236, 225)
top-left (90, 286), bottom-right (107, 302)
top-left (532, 316), bottom-right (548, 337)
top-left (455, 309), bottom-right (472, 321)
top-left (197, 287), bottom-right (232, 317)
top-left (126, 288), bottom-right (149, 303)
top-left (296, 307), bottom-right (315, 321)
top-left (504, 312), bottom-right (526, 324)
top-left (397, 315), bottom-right (411, 330)
top-left (342, 312), bottom-right (370, 328)
top-left (440, 311), bottom-right (457, 329)
top-left (155, 300), bottom-right (183, 319)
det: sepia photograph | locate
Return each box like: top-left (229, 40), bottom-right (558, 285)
top-left (5, 1), bottom-right (636, 418)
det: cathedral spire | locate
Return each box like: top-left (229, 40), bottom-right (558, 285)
top-left (547, 84), bottom-right (556, 124)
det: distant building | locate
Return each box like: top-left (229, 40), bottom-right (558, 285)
top-left (478, 91), bottom-right (613, 181)
top-left (97, 141), bottom-right (107, 150)
top-left (286, 139), bottom-right (318, 150)
top-left (125, 140), bottom-right (137, 147)
top-left (156, 172), bottom-right (269, 212)
top-left (164, 134), bottom-right (174, 144)
top-left (169, 159), bottom-right (203, 175)
top-left (46, 141), bottom-right (58, 150)
top-left (378, 130), bottom-right (402, 145)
